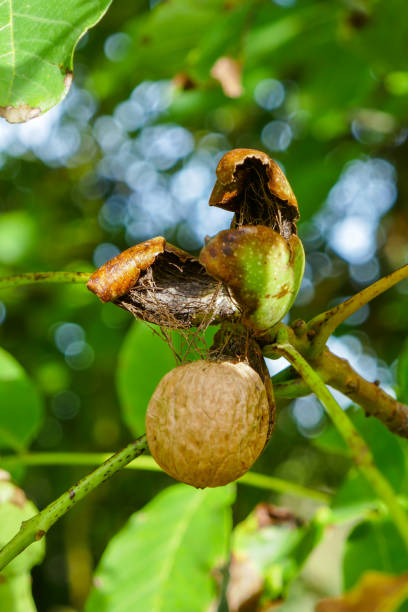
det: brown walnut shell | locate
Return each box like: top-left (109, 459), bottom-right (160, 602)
top-left (145, 359), bottom-right (270, 488)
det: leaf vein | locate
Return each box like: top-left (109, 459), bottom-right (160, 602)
top-left (13, 12), bottom-right (72, 27)
top-left (14, 70), bottom-right (50, 93)
top-left (151, 492), bottom-right (205, 612)
top-left (17, 48), bottom-right (59, 68)
top-left (6, 0), bottom-right (15, 103)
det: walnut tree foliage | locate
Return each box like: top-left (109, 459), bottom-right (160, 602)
top-left (1, 1), bottom-right (408, 611)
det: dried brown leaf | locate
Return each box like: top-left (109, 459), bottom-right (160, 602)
top-left (211, 56), bottom-right (243, 98)
top-left (209, 148), bottom-right (299, 237)
top-left (316, 572), bottom-right (408, 612)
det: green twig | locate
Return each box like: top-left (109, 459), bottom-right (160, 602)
top-left (0, 452), bottom-right (330, 504)
top-left (0, 271), bottom-right (90, 290)
top-left (273, 327), bottom-right (408, 550)
top-left (307, 263), bottom-right (408, 357)
top-left (0, 436), bottom-right (147, 572)
top-left (238, 471), bottom-right (329, 502)
top-left (272, 376), bottom-right (316, 399)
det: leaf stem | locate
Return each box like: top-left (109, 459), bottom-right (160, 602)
top-left (272, 375), bottom-right (317, 399)
top-left (238, 471), bottom-right (329, 502)
top-left (273, 328), bottom-right (408, 550)
top-left (0, 271), bottom-right (90, 290)
top-left (307, 263), bottom-right (408, 357)
top-left (0, 436), bottom-right (147, 572)
top-left (0, 452), bottom-right (330, 503)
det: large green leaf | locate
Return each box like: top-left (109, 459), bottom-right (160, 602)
top-left (0, 479), bottom-right (45, 577)
top-left (343, 517), bottom-right (408, 604)
top-left (0, 347), bottom-right (44, 451)
top-left (0, 478), bottom-right (45, 610)
top-left (0, 573), bottom-right (37, 612)
top-left (116, 322), bottom-right (176, 436)
top-left (85, 483), bottom-right (235, 612)
top-left (314, 407), bottom-right (405, 514)
top-left (0, 0), bottom-right (112, 123)
top-left (116, 322), bottom-right (217, 436)
top-left (230, 505), bottom-right (327, 604)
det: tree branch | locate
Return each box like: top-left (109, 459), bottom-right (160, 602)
top-left (307, 263), bottom-right (408, 357)
top-left (272, 328), bottom-right (408, 550)
top-left (313, 349), bottom-right (408, 438)
top-left (0, 436), bottom-right (147, 572)
top-left (266, 344), bottom-right (408, 438)
top-left (0, 271), bottom-right (90, 290)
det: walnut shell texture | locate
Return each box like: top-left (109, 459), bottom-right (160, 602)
top-left (146, 360), bottom-right (270, 488)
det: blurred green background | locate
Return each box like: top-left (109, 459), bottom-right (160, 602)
top-left (1, 0), bottom-right (408, 609)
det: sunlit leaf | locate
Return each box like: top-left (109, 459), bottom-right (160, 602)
top-left (0, 347), bottom-right (44, 451)
top-left (85, 484), bottom-right (235, 612)
top-left (0, 0), bottom-right (112, 122)
top-left (0, 573), bottom-right (38, 612)
top-left (343, 518), bottom-right (408, 591)
top-left (228, 503), bottom-right (327, 607)
top-left (116, 322), bottom-right (217, 436)
top-left (116, 322), bottom-right (176, 436)
top-left (0, 477), bottom-right (44, 611)
top-left (314, 407), bottom-right (405, 513)
top-left (0, 212), bottom-right (37, 265)
top-left (0, 477), bottom-right (45, 577)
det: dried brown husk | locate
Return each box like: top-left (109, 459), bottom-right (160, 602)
top-left (209, 148), bottom-right (299, 238)
top-left (87, 236), bottom-right (166, 302)
top-left (115, 243), bottom-right (239, 329)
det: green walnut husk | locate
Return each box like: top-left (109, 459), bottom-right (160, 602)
top-left (199, 225), bottom-right (305, 333)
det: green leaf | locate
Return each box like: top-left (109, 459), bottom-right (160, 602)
top-left (0, 479), bottom-right (45, 577)
top-left (314, 407), bottom-right (405, 513)
top-left (116, 322), bottom-right (217, 436)
top-left (0, 573), bottom-right (38, 612)
top-left (230, 505), bottom-right (327, 602)
top-left (343, 517), bottom-right (408, 591)
top-left (0, 211), bottom-right (37, 265)
top-left (0, 478), bottom-right (44, 611)
top-left (0, 347), bottom-right (44, 451)
top-left (116, 322), bottom-right (176, 436)
top-left (0, 0), bottom-right (112, 123)
top-left (85, 483), bottom-right (235, 612)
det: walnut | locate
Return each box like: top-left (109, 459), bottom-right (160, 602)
top-left (145, 359), bottom-right (270, 488)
